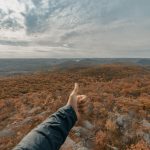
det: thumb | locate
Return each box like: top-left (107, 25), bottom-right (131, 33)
top-left (71, 83), bottom-right (79, 96)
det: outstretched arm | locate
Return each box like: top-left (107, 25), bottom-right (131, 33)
top-left (13, 105), bottom-right (77, 150)
top-left (13, 83), bottom-right (87, 150)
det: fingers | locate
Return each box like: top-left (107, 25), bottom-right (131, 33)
top-left (71, 83), bottom-right (79, 96)
top-left (77, 95), bottom-right (88, 114)
top-left (78, 95), bottom-right (87, 104)
top-left (78, 100), bottom-right (88, 108)
top-left (78, 95), bottom-right (87, 100)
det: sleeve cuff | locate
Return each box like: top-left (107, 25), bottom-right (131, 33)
top-left (59, 105), bottom-right (78, 123)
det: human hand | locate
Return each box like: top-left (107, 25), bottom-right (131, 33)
top-left (67, 83), bottom-right (87, 120)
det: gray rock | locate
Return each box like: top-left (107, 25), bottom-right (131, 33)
top-left (116, 115), bottom-right (131, 131)
top-left (107, 144), bottom-right (118, 150)
top-left (74, 141), bottom-right (86, 149)
top-left (82, 121), bottom-right (94, 130)
top-left (75, 141), bottom-right (91, 150)
top-left (77, 147), bottom-right (89, 150)
top-left (75, 132), bottom-right (81, 137)
top-left (142, 119), bottom-right (150, 128)
top-left (136, 130), bottom-right (150, 144)
top-left (0, 129), bottom-right (15, 137)
top-left (72, 126), bottom-right (89, 137)
top-left (60, 136), bottom-right (75, 150)
top-left (61, 139), bottom-right (91, 150)
top-left (143, 133), bottom-right (150, 144)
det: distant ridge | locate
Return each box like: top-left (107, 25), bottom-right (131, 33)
top-left (0, 58), bottom-right (150, 76)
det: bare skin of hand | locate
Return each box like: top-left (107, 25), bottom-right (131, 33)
top-left (67, 83), bottom-right (88, 120)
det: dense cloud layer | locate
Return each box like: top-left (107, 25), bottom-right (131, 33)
top-left (0, 0), bottom-right (150, 58)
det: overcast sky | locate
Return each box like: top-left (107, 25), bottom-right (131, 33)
top-left (0, 0), bottom-right (150, 58)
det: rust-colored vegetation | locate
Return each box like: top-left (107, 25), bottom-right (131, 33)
top-left (0, 64), bottom-right (150, 150)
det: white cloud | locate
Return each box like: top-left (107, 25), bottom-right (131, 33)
top-left (0, 0), bottom-right (150, 58)
top-left (0, 0), bottom-right (25, 13)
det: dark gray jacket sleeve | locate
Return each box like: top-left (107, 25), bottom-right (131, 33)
top-left (13, 105), bottom-right (77, 150)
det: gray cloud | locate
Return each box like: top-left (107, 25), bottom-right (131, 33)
top-left (0, 40), bottom-right (29, 46)
top-left (0, 0), bottom-right (150, 58)
top-left (0, 9), bottom-right (23, 30)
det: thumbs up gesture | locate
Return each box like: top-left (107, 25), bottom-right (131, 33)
top-left (67, 83), bottom-right (88, 120)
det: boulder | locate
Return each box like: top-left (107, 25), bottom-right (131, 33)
top-left (60, 136), bottom-right (75, 150)
top-left (142, 119), bottom-right (150, 128)
top-left (72, 126), bottom-right (89, 137)
top-left (143, 133), bottom-right (150, 144)
top-left (82, 120), bottom-right (94, 130)
top-left (116, 115), bottom-right (131, 132)
top-left (136, 130), bottom-right (150, 144)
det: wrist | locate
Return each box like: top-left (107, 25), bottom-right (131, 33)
top-left (66, 103), bottom-right (78, 120)
top-left (65, 104), bottom-right (78, 120)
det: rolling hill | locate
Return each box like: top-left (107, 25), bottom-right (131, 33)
top-left (0, 64), bottom-right (150, 150)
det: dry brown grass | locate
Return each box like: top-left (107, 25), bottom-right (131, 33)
top-left (0, 64), bottom-right (150, 150)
